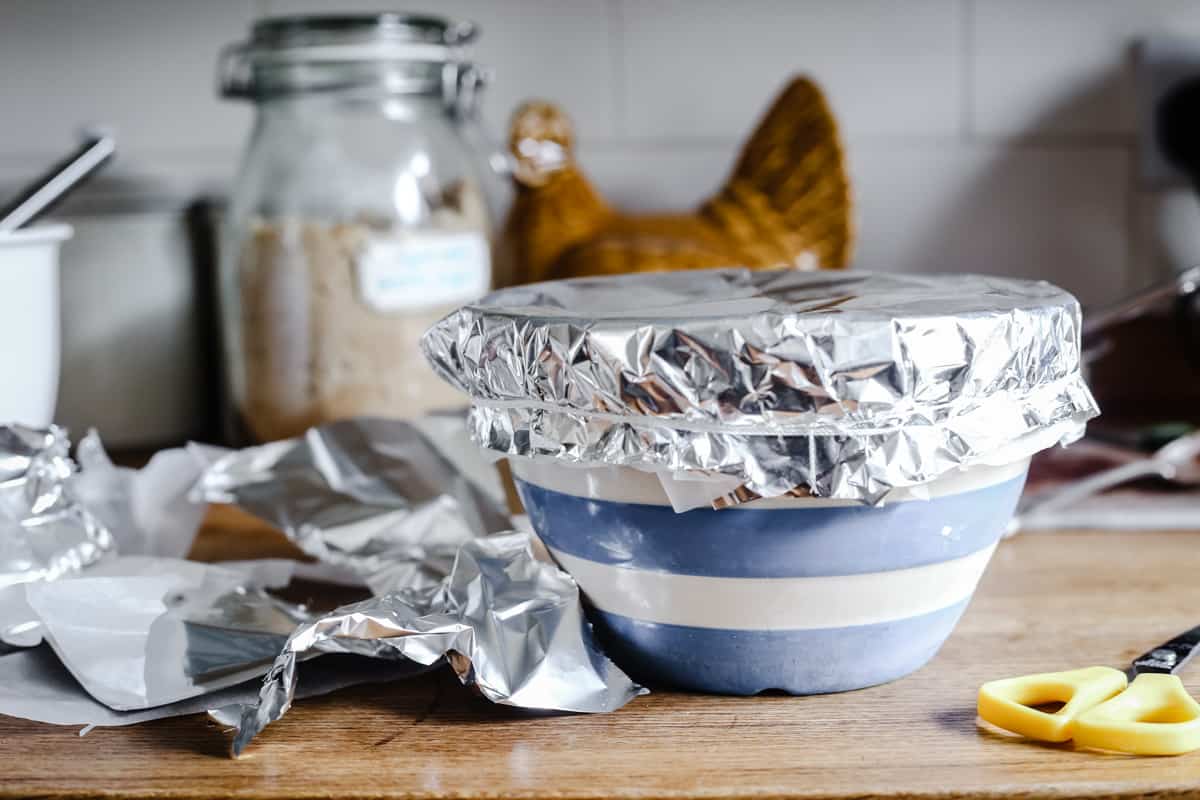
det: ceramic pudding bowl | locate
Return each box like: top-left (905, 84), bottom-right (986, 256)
top-left (512, 457), bottom-right (1029, 696)
top-left (421, 268), bottom-right (1099, 694)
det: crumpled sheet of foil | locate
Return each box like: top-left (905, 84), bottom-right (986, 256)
top-left (216, 532), bottom-right (645, 756)
top-left (422, 268), bottom-right (1101, 505)
top-left (0, 425), bottom-right (112, 589)
top-left (0, 426), bottom-right (211, 647)
top-left (194, 416), bottom-right (513, 594)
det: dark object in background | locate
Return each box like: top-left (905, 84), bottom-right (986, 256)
top-left (45, 187), bottom-right (222, 450)
top-left (1028, 272), bottom-right (1200, 492)
top-left (1088, 84), bottom-right (1200, 443)
top-left (1085, 305), bottom-right (1200, 440)
top-left (1082, 267), bottom-right (1200, 352)
top-left (1091, 62), bottom-right (1200, 441)
top-left (1080, 269), bottom-right (1200, 431)
top-left (1158, 75), bottom-right (1200, 193)
top-left (1156, 78), bottom-right (1200, 395)
top-left (186, 198), bottom-right (224, 446)
top-left (1029, 277), bottom-right (1200, 492)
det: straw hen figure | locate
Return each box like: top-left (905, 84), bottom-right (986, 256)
top-left (498, 76), bottom-right (853, 286)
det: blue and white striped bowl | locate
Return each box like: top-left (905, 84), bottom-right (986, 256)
top-left (512, 459), bottom-right (1028, 695)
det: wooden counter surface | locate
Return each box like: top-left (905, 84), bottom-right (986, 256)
top-left (3, 511), bottom-right (1200, 800)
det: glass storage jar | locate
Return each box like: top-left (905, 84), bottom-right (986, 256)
top-left (218, 13), bottom-right (496, 442)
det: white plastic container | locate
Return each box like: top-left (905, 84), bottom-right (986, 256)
top-left (0, 224), bottom-right (72, 427)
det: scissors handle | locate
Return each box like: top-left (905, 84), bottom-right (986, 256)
top-left (979, 669), bottom-right (1200, 754)
top-left (1073, 674), bottom-right (1200, 755)
top-left (978, 666), bottom-right (1127, 743)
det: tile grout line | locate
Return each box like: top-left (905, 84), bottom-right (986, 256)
top-left (607, 0), bottom-right (628, 141)
top-left (573, 134), bottom-right (1133, 151)
top-left (0, 136), bottom-right (1135, 171)
top-left (960, 0), bottom-right (974, 143)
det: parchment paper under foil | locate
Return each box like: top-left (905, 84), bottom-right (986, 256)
top-left (0, 425), bottom-right (111, 589)
top-left (195, 417), bottom-right (513, 594)
top-left (216, 532), bottom-right (645, 756)
top-left (421, 269), bottom-right (1100, 504)
top-left (23, 557), bottom-right (308, 710)
top-left (0, 647), bottom-right (406, 728)
top-left (72, 432), bottom-right (210, 560)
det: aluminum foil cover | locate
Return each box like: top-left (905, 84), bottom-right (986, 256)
top-left (218, 532), bottom-right (645, 756)
top-left (0, 425), bottom-right (111, 588)
top-left (195, 417), bottom-right (513, 593)
top-left (422, 269), bottom-right (1100, 504)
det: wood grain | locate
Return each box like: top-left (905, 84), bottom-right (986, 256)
top-left (4, 519), bottom-right (1200, 800)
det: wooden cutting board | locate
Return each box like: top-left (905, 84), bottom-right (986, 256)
top-left (3, 510), bottom-right (1200, 799)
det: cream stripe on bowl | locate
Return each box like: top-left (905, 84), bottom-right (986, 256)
top-left (511, 459), bottom-right (1029, 508)
top-left (550, 543), bottom-right (997, 631)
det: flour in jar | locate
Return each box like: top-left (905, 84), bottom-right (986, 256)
top-left (238, 204), bottom-right (490, 442)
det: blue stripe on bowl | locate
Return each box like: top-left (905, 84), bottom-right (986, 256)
top-left (592, 599), bottom-right (971, 695)
top-left (517, 472), bottom-right (1025, 579)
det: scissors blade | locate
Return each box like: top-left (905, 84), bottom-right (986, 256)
top-left (1130, 624), bottom-right (1200, 677)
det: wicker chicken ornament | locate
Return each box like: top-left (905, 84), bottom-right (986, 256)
top-left (498, 76), bottom-right (853, 286)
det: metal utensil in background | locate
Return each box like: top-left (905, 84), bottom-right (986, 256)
top-left (1013, 430), bottom-right (1200, 530)
top-left (1082, 266), bottom-right (1200, 350)
top-left (0, 132), bottom-right (115, 234)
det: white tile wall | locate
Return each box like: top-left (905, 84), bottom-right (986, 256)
top-left (850, 143), bottom-right (1131, 306)
top-left (972, 0), bottom-right (1200, 137)
top-left (582, 139), bottom-right (1131, 306)
top-left (55, 212), bottom-right (208, 446)
top-left (580, 143), bottom-right (733, 210)
top-left (260, 0), bottom-right (619, 139)
top-left (620, 0), bottom-right (964, 140)
top-left (0, 0), bottom-right (255, 166)
top-left (0, 0), bottom-right (1196, 432)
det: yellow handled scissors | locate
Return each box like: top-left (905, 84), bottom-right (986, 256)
top-left (978, 624), bottom-right (1200, 755)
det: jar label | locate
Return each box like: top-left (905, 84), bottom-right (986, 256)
top-left (356, 231), bottom-right (491, 312)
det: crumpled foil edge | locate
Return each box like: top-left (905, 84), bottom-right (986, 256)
top-left (1, 425), bottom-right (114, 589)
top-left (215, 532), bottom-right (646, 757)
top-left (466, 375), bottom-right (1097, 505)
top-left (421, 269), bottom-right (1100, 505)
